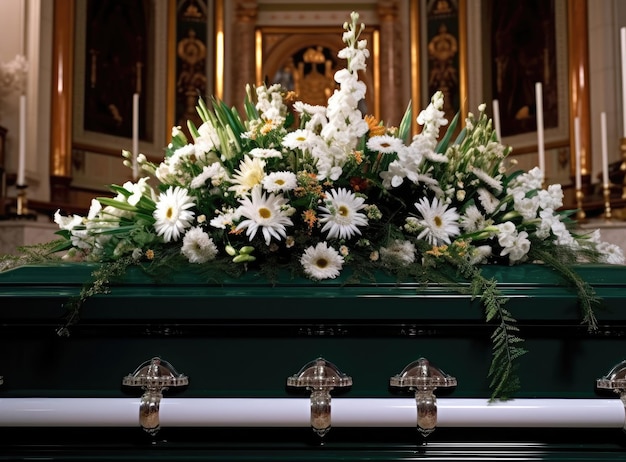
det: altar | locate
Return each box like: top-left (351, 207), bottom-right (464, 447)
top-left (1, 262), bottom-right (626, 460)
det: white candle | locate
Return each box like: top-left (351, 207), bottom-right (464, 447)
top-left (601, 111), bottom-right (610, 188)
top-left (535, 82), bottom-right (545, 175)
top-left (574, 116), bottom-right (581, 190)
top-left (132, 93), bottom-right (139, 181)
top-left (17, 94), bottom-right (26, 185)
top-left (621, 27), bottom-right (626, 137)
top-left (492, 99), bottom-right (501, 141)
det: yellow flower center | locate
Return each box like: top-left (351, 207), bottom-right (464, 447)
top-left (275, 179), bottom-right (285, 185)
top-left (316, 258), bottom-right (328, 268)
top-left (338, 205), bottom-right (349, 217)
top-left (166, 207), bottom-right (174, 220)
top-left (259, 207), bottom-right (271, 219)
top-left (434, 216), bottom-right (442, 227)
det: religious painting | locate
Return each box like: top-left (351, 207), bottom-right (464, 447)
top-left (82, 0), bottom-right (150, 141)
top-left (174, 0), bottom-right (210, 135)
top-left (423, 0), bottom-right (465, 123)
top-left (489, 0), bottom-right (558, 138)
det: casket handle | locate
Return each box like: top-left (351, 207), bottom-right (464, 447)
top-left (287, 357), bottom-right (352, 438)
top-left (597, 359), bottom-right (626, 431)
top-left (122, 357), bottom-right (189, 435)
top-left (390, 357), bottom-right (457, 436)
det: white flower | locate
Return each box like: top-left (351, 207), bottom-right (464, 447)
top-left (597, 242), bottom-right (625, 265)
top-left (262, 171), bottom-right (297, 193)
top-left (366, 135), bottom-right (404, 154)
top-left (181, 227), bottom-right (218, 263)
top-left (459, 205), bottom-right (491, 233)
top-left (300, 242), bottom-right (344, 280)
top-left (499, 229), bottom-right (530, 263)
top-left (282, 129), bottom-right (316, 151)
top-left (228, 156), bottom-right (266, 197)
top-left (153, 186), bottom-right (195, 243)
top-left (318, 188), bottom-right (368, 240)
top-left (414, 197), bottom-right (460, 246)
top-left (235, 185), bottom-right (293, 245)
top-left (54, 210), bottom-right (83, 231)
top-left (380, 240), bottom-right (416, 267)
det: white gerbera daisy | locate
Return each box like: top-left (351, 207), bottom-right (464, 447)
top-left (228, 156), bottom-right (266, 197)
top-left (181, 227), bottom-right (218, 263)
top-left (366, 135), bottom-right (404, 154)
top-left (318, 188), bottom-right (368, 240)
top-left (235, 185), bottom-right (294, 245)
top-left (262, 171), bottom-right (298, 193)
top-left (282, 129), bottom-right (316, 151)
top-left (300, 242), bottom-right (344, 280)
top-left (153, 186), bottom-right (195, 243)
top-left (414, 196), bottom-right (460, 246)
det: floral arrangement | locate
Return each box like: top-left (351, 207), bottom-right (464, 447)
top-left (40, 12), bottom-right (626, 399)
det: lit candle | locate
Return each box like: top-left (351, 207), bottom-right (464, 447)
top-left (535, 82), bottom-right (545, 175)
top-left (132, 92), bottom-right (139, 181)
top-left (17, 94), bottom-right (26, 186)
top-left (601, 111), bottom-right (610, 188)
top-left (574, 116), bottom-right (581, 190)
top-left (621, 27), bottom-right (626, 137)
top-left (492, 99), bottom-right (501, 141)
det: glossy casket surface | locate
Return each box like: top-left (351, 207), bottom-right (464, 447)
top-left (1, 262), bottom-right (626, 460)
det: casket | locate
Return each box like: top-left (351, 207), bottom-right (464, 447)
top-left (1, 262), bottom-right (626, 460)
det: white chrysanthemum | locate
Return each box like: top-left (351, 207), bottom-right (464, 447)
top-left (209, 207), bottom-right (240, 229)
top-left (318, 188), bottom-right (368, 240)
top-left (235, 185), bottom-right (293, 245)
top-left (414, 197), bottom-right (460, 246)
top-left (459, 205), bottom-right (492, 233)
top-left (300, 242), bottom-right (344, 280)
top-left (181, 227), bottom-right (218, 263)
top-left (228, 156), bottom-right (266, 197)
top-left (366, 135), bottom-right (404, 154)
top-left (379, 240), bottom-right (416, 267)
top-left (190, 162), bottom-right (229, 189)
top-left (153, 186), bottom-right (195, 243)
top-left (262, 171), bottom-right (297, 193)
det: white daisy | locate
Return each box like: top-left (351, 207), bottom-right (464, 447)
top-left (262, 171), bottom-right (297, 193)
top-left (300, 242), bottom-right (345, 280)
top-left (459, 205), bottom-right (491, 233)
top-left (366, 135), bottom-right (404, 154)
top-left (414, 196), bottom-right (460, 246)
top-left (228, 156), bottom-right (266, 197)
top-left (153, 186), bottom-right (195, 243)
top-left (235, 185), bottom-right (293, 245)
top-left (282, 129), bottom-right (316, 151)
top-left (181, 227), bottom-right (218, 263)
top-left (318, 188), bottom-right (368, 240)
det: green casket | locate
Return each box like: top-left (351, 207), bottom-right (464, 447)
top-left (1, 262), bottom-right (626, 460)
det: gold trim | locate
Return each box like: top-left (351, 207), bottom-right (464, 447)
top-left (214, 0), bottom-right (224, 100)
top-left (50, 0), bottom-right (74, 178)
top-left (458, 0), bottom-right (468, 120)
top-left (410, 0), bottom-right (420, 135)
top-left (373, 29), bottom-right (380, 120)
top-left (255, 29), bottom-right (263, 86)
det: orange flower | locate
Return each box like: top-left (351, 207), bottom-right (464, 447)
top-left (302, 209), bottom-right (317, 229)
top-left (365, 114), bottom-right (386, 137)
top-left (145, 249), bottom-right (155, 260)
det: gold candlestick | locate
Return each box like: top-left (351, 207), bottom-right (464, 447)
top-left (603, 185), bottom-right (612, 220)
top-left (576, 188), bottom-right (586, 222)
top-left (16, 184), bottom-right (29, 216)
